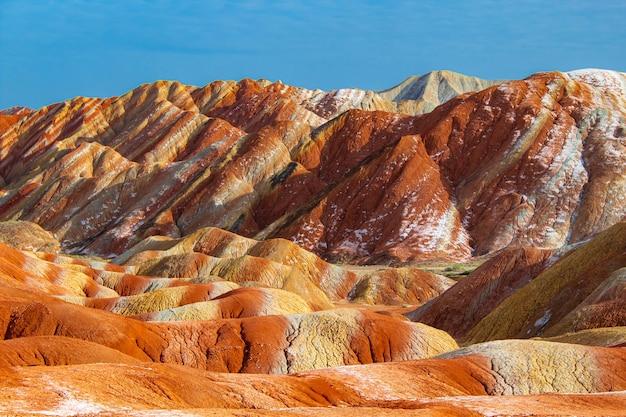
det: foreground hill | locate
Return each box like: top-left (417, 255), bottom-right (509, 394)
top-left (0, 215), bottom-right (624, 414)
top-left (0, 228), bottom-right (460, 372)
top-left (0, 340), bottom-right (625, 415)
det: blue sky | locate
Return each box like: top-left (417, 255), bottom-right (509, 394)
top-left (1, 0), bottom-right (625, 109)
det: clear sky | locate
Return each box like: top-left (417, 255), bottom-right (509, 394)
top-left (1, 0), bottom-right (625, 109)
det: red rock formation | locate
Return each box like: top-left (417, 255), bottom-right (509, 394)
top-left (0, 288), bottom-right (456, 372)
top-left (0, 70), bottom-right (624, 416)
top-left (408, 247), bottom-right (554, 338)
top-left (0, 336), bottom-right (140, 366)
top-left (0, 71), bottom-right (622, 264)
top-left (0, 340), bottom-right (624, 415)
top-left (274, 130), bottom-right (471, 263)
top-left (463, 221), bottom-right (626, 343)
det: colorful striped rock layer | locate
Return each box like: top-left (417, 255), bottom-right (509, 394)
top-left (0, 69), bottom-right (625, 416)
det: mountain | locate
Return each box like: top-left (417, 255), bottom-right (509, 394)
top-left (0, 71), bottom-right (494, 262)
top-left (0, 69), bottom-right (625, 416)
top-left (378, 69), bottom-right (500, 112)
top-left (0, 70), bottom-right (624, 265)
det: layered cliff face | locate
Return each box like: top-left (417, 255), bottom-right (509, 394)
top-left (0, 70), bottom-right (624, 265)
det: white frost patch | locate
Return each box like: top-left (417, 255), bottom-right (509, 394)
top-left (496, 82), bottom-right (516, 98)
top-left (392, 197), bottom-right (469, 254)
top-left (567, 68), bottom-right (626, 96)
top-left (540, 78), bottom-right (562, 109)
top-left (525, 118), bottom-right (588, 247)
top-left (331, 366), bottom-right (404, 401)
top-left (37, 398), bottom-right (106, 416)
top-left (35, 378), bottom-right (108, 416)
top-left (131, 411), bottom-right (203, 417)
top-left (333, 228), bottom-right (370, 256)
top-left (534, 309), bottom-right (552, 329)
top-left (291, 218), bottom-right (324, 250)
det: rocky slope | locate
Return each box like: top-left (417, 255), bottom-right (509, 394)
top-left (3, 70), bottom-right (623, 265)
top-left (0, 216), bottom-right (625, 415)
top-left (408, 246), bottom-right (555, 338)
top-left (0, 340), bottom-right (625, 415)
top-left (378, 70), bottom-right (500, 113)
top-left (408, 221), bottom-right (626, 344)
top-left (1, 68), bottom-right (625, 416)
top-left (463, 221), bottom-right (626, 343)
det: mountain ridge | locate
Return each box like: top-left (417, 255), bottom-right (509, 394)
top-left (0, 67), bottom-right (625, 416)
top-left (0, 69), bottom-right (624, 265)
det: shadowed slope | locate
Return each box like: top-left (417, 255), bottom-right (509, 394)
top-left (465, 222), bottom-right (626, 343)
top-left (408, 247), bottom-right (554, 338)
